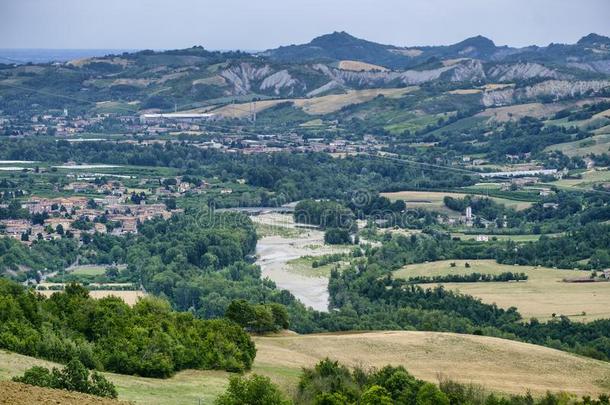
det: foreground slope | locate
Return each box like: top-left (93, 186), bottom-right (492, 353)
top-left (253, 331), bottom-right (610, 397)
top-left (0, 381), bottom-right (125, 405)
top-left (2, 331), bottom-right (610, 404)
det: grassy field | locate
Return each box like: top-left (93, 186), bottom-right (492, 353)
top-left (0, 350), bottom-right (228, 405)
top-left (394, 259), bottom-right (610, 321)
top-left (285, 256), bottom-right (348, 277)
top-left (3, 331), bottom-right (610, 403)
top-left (545, 134), bottom-right (610, 157)
top-left (254, 222), bottom-right (305, 239)
top-left (69, 265), bottom-right (107, 276)
top-left (551, 169), bottom-right (610, 190)
top-left (381, 190), bottom-right (533, 214)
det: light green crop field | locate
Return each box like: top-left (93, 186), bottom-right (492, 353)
top-left (69, 265), bottom-right (107, 276)
top-left (545, 134), bottom-right (610, 157)
top-left (394, 259), bottom-right (610, 322)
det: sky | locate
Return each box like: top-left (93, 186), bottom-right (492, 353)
top-left (1, 0), bottom-right (609, 50)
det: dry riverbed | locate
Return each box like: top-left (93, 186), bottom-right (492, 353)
top-left (252, 213), bottom-right (347, 311)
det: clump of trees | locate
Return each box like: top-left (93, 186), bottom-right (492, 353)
top-left (215, 374), bottom-right (291, 405)
top-left (324, 228), bottom-right (352, 245)
top-left (406, 272), bottom-right (528, 284)
top-left (225, 299), bottom-right (289, 333)
top-left (13, 359), bottom-right (117, 399)
top-left (0, 280), bottom-right (255, 378)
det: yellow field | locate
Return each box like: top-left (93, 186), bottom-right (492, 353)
top-left (3, 330), bottom-right (610, 403)
top-left (448, 88), bottom-right (483, 95)
top-left (394, 259), bottom-right (610, 321)
top-left (253, 332), bottom-right (610, 397)
top-left (337, 60), bottom-right (389, 72)
top-left (381, 190), bottom-right (532, 212)
top-left (207, 87), bottom-right (417, 118)
top-left (37, 289), bottom-right (147, 306)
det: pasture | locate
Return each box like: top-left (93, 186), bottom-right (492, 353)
top-left (3, 330), bottom-right (610, 403)
top-left (544, 134), bottom-right (610, 157)
top-left (394, 259), bottom-right (610, 321)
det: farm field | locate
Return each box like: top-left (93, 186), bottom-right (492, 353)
top-left (68, 265), bottom-right (107, 276)
top-left (450, 232), bottom-right (544, 242)
top-left (206, 87), bottom-right (417, 118)
top-left (336, 60), bottom-right (389, 71)
top-left (380, 190), bottom-right (533, 213)
top-left (551, 169), bottom-right (610, 190)
top-left (3, 331), bottom-right (610, 403)
top-left (544, 134), bottom-right (610, 157)
top-left (393, 259), bottom-right (610, 321)
top-left (37, 287), bottom-right (146, 306)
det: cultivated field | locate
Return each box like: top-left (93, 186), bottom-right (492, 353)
top-left (477, 102), bottom-right (566, 122)
top-left (69, 265), bottom-right (107, 276)
top-left (337, 60), bottom-right (389, 72)
top-left (37, 288), bottom-right (146, 306)
top-left (394, 259), bottom-right (610, 321)
top-left (552, 169), bottom-right (610, 190)
top-left (380, 190), bottom-right (533, 213)
top-left (253, 331), bottom-right (610, 397)
top-left (545, 134), bottom-right (610, 157)
top-left (207, 87), bottom-right (417, 118)
top-left (3, 331), bottom-right (610, 403)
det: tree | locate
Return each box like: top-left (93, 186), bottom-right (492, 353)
top-left (415, 383), bottom-right (449, 405)
top-left (215, 374), bottom-right (290, 405)
top-left (361, 385), bottom-right (393, 405)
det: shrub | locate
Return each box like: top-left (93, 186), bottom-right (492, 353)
top-left (13, 359), bottom-right (118, 399)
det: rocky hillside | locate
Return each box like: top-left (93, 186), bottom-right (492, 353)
top-left (0, 32), bottom-right (609, 114)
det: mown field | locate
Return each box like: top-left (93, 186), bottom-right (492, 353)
top-left (394, 259), bottom-right (610, 322)
top-left (3, 331), bottom-right (610, 404)
top-left (380, 190), bottom-right (533, 214)
top-left (206, 87), bottom-right (417, 118)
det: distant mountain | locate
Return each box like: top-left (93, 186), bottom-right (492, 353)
top-left (262, 32), bottom-right (610, 69)
top-left (260, 31), bottom-right (411, 69)
top-left (0, 32), bottom-right (609, 115)
top-left (577, 33), bottom-right (610, 46)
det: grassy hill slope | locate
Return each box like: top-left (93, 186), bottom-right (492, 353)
top-left (2, 331), bottom-right (610, 404)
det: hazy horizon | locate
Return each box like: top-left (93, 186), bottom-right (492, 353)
top-left (1, 0), bottom-right (609, 51)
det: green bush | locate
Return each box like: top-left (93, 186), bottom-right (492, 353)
top-left (215, 374), bottom-right (291, 405)
top-left (13, 359), bottom-right (118, 399)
